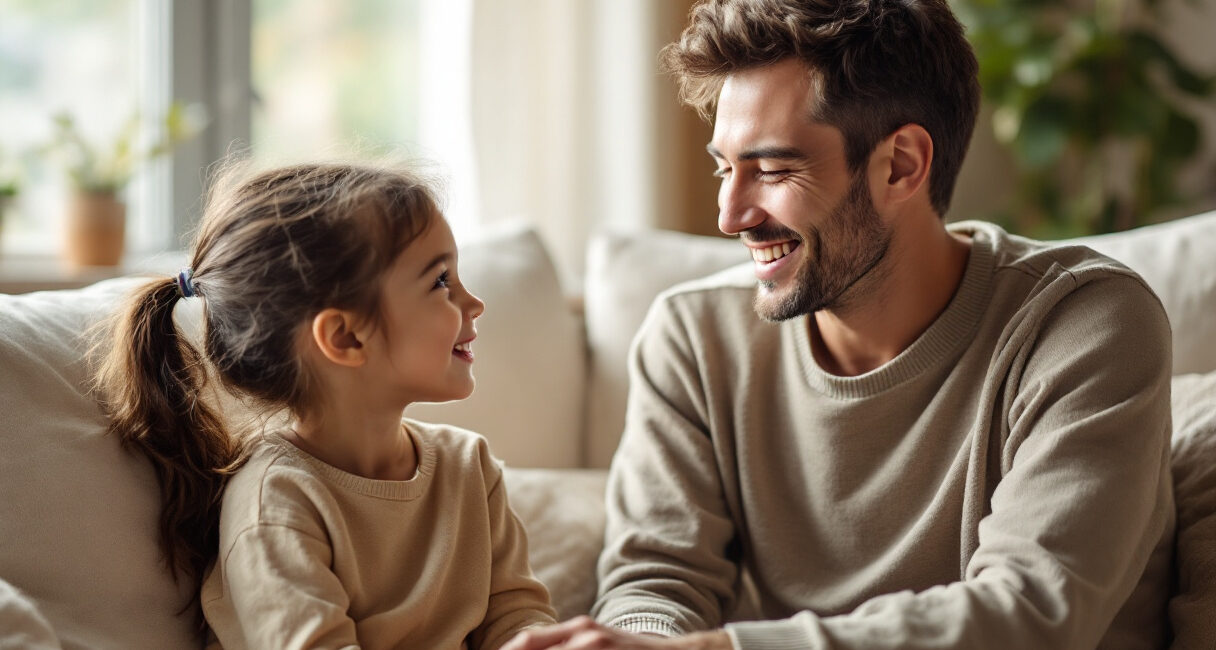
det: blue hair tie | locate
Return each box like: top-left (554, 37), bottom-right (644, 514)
top-left (175, 268), bottom-right (197, 298)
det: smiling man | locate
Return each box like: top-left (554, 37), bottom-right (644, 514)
top-left (503, 1), bottom-right (1174, 649)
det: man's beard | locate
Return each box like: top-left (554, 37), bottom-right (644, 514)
top-left (751, 171), bottom-right (892, 322)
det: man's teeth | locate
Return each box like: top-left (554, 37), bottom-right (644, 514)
top-left (454, 342), bottom-right (472, 353)
top-left (751, 242), bottom-right (793, 263)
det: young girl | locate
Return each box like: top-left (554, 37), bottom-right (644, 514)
top-left (96, 162), bottom-right (556, 649)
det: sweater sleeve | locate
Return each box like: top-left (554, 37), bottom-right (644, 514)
top-left (593, 295), bottom-right (741, 635)
top-left (726, 274), bottom-right (1174, 649)
top-left (204, 523), bottom-right (360, 650)
top-left (472, 456), bottom-right (558, 650)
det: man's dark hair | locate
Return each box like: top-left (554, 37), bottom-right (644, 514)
top-left (660, 0), bottom-right (981, 216)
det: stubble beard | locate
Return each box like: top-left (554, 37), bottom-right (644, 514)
top-left (753, 171), bottom-right (893, 322)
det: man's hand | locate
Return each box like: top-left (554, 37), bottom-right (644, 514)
top-left (502, 616), bottom-right (733, 650)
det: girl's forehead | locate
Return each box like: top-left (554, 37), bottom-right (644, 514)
top-left (391, 217), bottom-right (457, 276)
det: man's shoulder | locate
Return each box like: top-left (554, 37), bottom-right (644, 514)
top-left (956, 220), bottom-right (1149, 287)
top-left (654, 261), bottom-right (757, 309)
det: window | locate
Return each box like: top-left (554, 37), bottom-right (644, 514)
top-left (251, 0), bottom-right (422, 162)
top-left (0, 0), bottom-right (162, 255)
top-left (0, 0), bottom-right (471, 264)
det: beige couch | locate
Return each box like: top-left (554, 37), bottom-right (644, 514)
top-left (1, 215), bottom-right (1214, 648)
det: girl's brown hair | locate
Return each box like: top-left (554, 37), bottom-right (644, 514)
top-left (93, 162), bottom-right (441, 625)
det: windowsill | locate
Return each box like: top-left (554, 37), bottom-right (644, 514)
top-left (0, 251), bottom-right (189, 294)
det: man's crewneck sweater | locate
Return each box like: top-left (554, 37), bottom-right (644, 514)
top-left (593, 221), bottom-right (1174, 649)
top-left (202, 421), bottom-right (555, 649)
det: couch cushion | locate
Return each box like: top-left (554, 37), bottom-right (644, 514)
top-left (1069, 210), bottom-right (1216, 376)
top-left (582, 229), bottom-right (746, 467)
top-left (1168, 370), bottom-right (1216, 647)
top-left (407, 222), bottom-right (586, 468)
top-left (503, 468), bottom-right (608, 620)
top-left (0, 277), bottom-right (201, 650)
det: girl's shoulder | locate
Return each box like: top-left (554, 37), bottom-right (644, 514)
top-left (404, 419), bottom-right (504, 486)
top-left (217, 431), bottom-right (330, 538)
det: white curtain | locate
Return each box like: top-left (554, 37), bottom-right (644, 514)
top-left (423, 0), bottom-right (700, 283)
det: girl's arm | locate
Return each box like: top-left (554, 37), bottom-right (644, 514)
top-left (203, 523), bottom-right (360, 650)
top-left (471, 464), bottom-right (558, 650)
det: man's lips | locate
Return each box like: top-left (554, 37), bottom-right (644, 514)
top-left (747, 240), bottom-right (800, 281)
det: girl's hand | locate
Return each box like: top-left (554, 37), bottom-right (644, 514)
top-left (501, 616), bottom-right (732, 650)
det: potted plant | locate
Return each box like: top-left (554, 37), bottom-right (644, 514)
top-left (955, 0), bottom-right (1215, 237)
top-left (44, 102), bottom-right (206, 266)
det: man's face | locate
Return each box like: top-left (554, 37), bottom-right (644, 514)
top-left (709, 59), bottom-right (892, 321)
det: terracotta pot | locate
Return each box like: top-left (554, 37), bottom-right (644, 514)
top-left (65, 191), bottom-right (126, 267)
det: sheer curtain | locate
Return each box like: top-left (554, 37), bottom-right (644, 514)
top-left (447, 0), bottom-right (716, 283)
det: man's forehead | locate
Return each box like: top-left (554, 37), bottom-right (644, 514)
top-left (709, 60), bottom-right (837, 157)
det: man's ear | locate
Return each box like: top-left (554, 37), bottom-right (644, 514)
top-left (309, 308), bottom-right (367, 367)
top-left (872, 123), bottom-right (933, 207)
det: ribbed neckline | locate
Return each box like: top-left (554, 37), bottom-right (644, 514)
top-left (264, 421), bottom-right (436, 500)
top-left (794, 223), bottom-right (996, 399)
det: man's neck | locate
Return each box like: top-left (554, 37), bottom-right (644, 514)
top-left (810, 221), bottom-right (972, 377)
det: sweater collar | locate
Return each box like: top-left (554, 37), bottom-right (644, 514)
top-left (792, 221), bottom-right (997, 399)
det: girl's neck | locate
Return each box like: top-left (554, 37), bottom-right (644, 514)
top-left (286, 410), bottom-right (419, 481)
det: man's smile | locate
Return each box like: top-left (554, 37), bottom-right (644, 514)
top-left (746, 239), bottom-right (800, 282)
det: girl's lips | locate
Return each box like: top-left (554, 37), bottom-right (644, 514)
top-left (453, 338), bottom-right (475, 363)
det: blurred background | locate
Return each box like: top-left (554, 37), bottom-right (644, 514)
top-left (1, 0), bottom-right (1214, 287)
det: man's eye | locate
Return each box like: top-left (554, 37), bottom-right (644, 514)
top-left (433, 270), bottom-right (450, 290)
top-left (712, 168), bottom-right (730, 179)
top-left (758, 169), bottom-right (790, 180)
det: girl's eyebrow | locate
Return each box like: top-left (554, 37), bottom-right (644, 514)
top-left (706, 143), bottom-right (808, 162)
top-left (417, 252), bottom-right (453, 279)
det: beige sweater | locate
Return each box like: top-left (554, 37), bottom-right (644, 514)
top-left (201, 421), bottom-right (555, 650)
top-left (594, 222), bottom-right (1174, 649)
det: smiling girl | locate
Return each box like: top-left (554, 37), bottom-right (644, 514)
top-left (95, 163), bottom-right (555, 649)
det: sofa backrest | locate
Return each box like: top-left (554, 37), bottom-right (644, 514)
top-left (580, 211), bottom-right (1216, 468)
top-left (0, 277), bottom-right (201, 649)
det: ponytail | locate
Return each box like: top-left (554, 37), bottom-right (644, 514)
top-left (93, 278), bottom-right (244, 627)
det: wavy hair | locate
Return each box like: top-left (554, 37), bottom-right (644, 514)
top-left (661, 0), bottom-right (980, 216)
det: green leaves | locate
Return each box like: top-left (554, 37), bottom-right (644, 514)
top-left (953, 0), bottom-right (1213, 235)
top-left (43, 102), bottom-right (208, 194)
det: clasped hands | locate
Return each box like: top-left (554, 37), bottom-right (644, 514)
top-left (502, 616), bottom-right (732, 650)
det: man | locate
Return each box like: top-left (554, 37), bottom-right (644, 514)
top-left (505, 0), bottom-right (1173, 648)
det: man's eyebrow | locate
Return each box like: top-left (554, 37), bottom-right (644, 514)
top-left (706, 143), bottom-right (807, 161)
top-left (417, 252), bottom-right (453, 279)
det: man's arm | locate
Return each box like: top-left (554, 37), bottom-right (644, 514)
top-left (592, 294), bottom-right (741, 635)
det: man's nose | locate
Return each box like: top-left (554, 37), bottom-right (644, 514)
top-left (718, 176), bottom-right (765, 236)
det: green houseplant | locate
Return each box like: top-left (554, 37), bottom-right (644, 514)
top-left (0, 149), bottom-right (21, 255)
top-left (44, 102), bottom-right (205, 266)
top-left (954, 0), bottom-right (1214, 237)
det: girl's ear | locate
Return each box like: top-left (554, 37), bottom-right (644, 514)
top-left (309, 308), bottom-right (367, 367)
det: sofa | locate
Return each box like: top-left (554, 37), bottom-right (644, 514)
top-left (1, 213), bottom-right (1214, 649)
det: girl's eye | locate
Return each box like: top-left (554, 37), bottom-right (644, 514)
top-left (433, 270), bottom-right (450, 290)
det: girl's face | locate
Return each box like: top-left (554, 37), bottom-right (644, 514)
top-left (367, 216), bottom-right (485, 405)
